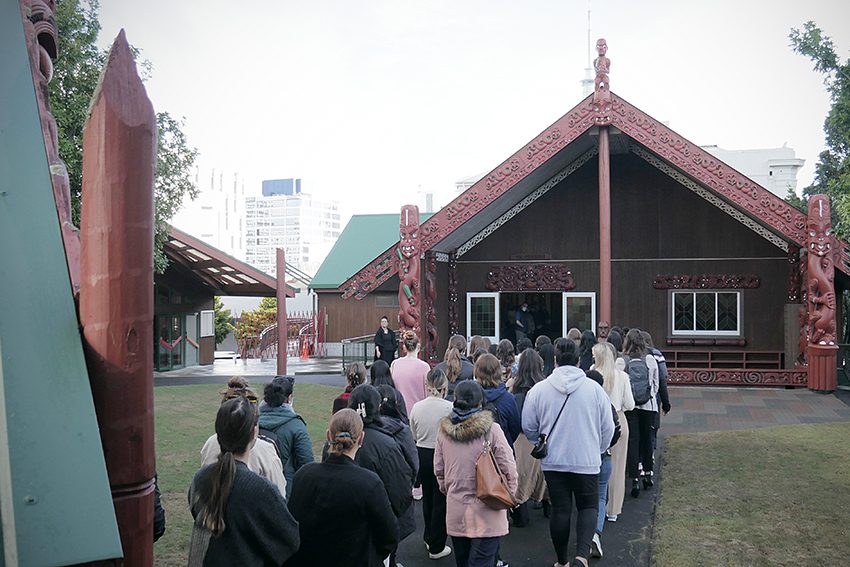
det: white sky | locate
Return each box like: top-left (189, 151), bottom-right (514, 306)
top-left (97, 0), bottom-right (850, 221)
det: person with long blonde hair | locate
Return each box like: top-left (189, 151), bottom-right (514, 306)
top-left (435, 334), bottom-right (474, 399)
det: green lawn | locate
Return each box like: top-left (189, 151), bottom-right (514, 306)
top-left (654, 422), bottom-right (850, 567)
top-left (153, 382), bottom-right (341, 567)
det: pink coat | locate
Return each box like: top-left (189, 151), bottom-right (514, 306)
top-left (434, 411), bottom-right (518, 538)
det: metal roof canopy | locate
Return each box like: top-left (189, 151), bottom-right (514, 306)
top-left (164, 227), bottom-right (295, 298)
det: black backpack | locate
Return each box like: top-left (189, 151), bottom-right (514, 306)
top-left (484, 390), bottom-right (507, 430)
top-left (626, 355), bottom-right (652, 405)
top-left (257, 426), bottom-right (282, 461)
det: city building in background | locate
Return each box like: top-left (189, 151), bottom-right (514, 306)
top-left (702, 144), bottom-right (805, 199)
top-left (245, 179), bottom-right (342, 277)
top-left (171, 164), bottom-right (247, 260)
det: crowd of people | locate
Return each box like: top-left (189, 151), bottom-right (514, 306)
top-left (186, 319), bottom-right (671, 567)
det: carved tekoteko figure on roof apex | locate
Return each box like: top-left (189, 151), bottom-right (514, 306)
top-left (592, 38), bottom-right (612, 125)
top-left (398, 205), bottom-right (421, 349)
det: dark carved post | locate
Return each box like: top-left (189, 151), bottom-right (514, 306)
top-left (448, 250), bottom-right (459, 336)
top-left (806, 195), bottom-right (837, 391)
top-left (788, 244), bottom-right (801, 302)
top-left (80, 31), bottom-right (157, 566)
top-left (398, 205), bottom-right (421, 353)
top-left (424, 251), bottom-right (439, 366)
top-left (20, 0), bottom-right (82, 293)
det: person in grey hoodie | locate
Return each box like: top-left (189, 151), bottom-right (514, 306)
top-left (522, 338), bottom-right (614, 567)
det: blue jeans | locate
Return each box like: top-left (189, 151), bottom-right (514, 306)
top-left (451, 536), bottom-right (500, 567)
top-left (596, 459), bottom-right (612, 534)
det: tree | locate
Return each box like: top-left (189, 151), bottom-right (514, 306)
top-left (50, 0), bottom-right (198, 273)
top-left (258, 297), bottom-right (278, 312)
top-left (214, 297), bottom-right (234, 346)
top-left (790, 22), bottom-right (850, 236)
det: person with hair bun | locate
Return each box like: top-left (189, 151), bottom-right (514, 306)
top-left (410, 368), bottom-right (453, 560)
top-left (435, 335), bottom-right (474, 400)
top-left (189, 397), bottom-right (300, 566)
top-left (390, 330), bottom-right (430, 417)
top-left (334, 362), bottom-right (368, 414)
top-left (435, 381), bottom-right (517, 567)
top-left (286, 409), bottom-right (399, 567)
top-left (259, 376), bottom-right (314, 500)
top-left (200, 377), bottom-right (286, 496)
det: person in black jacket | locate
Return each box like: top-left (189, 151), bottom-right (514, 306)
top-left (348, 384), bottom-right (414, 567)
top-left (286, 409), bottom-right (398, 567)
top-left (374, 316), bottom-right (398, 364)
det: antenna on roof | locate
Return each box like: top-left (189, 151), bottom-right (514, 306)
top-left (580, 0), bottom-right (593, 97)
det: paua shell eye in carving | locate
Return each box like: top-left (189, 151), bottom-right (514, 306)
top-left (826, 229), bottom-right (832, 236)
top-left (810, 230), bottom-right (816, 237)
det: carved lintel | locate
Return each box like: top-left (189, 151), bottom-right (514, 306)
top-left (486, 264), bottom-right (575, 292)
top-left (653, 275), bottom-right (760, 290)
top-left (448, 251), bottom-right (459, 336)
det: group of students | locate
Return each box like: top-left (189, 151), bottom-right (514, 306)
top-left (186, 323), bottom-right (670, 567)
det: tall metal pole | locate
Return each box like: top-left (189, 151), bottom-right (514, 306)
top-left (277, 248), bottom-right (288, 375)
top-left (80, 30), bottom-right (156, 567)
top-left (598, 126), bottom-right (612, 324)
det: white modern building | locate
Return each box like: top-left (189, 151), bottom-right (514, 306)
top-left (171, 164), bottom-right (247, 260)
top-left (244, 179), bottom-right (342, 278)
top-left (701, 144), bottom-right (806, 199)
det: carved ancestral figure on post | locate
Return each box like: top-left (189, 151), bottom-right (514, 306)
top-left (424, 252), bottom-right (439, 365)
top-left (592, 38), bottom-right (613, 125)
top-left (20, 0), bottom-right (82, 292)
top-left (398, 205), bottom-right (421, 345)
top-left (807, 195), bottom-right (836, 346)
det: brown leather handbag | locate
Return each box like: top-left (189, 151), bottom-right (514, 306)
top-left (476, 439), bottom-right (516, 510)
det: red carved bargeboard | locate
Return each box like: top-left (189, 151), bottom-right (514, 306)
top-left (340, 246), bottom-right (399, 300)
top-left (486, 264), bottom-right (575, 292)
top-left (652, 274), bottom-right (760, 289)
top-left (668, 369), bottom-right (807, 387)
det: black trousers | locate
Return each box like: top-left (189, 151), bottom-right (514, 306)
top-left (418, 446), bottom-right (448, 554)
top-left (543, 470), bottom-right (598, 564)
top-left (626, 409), bottom-right (656, 478)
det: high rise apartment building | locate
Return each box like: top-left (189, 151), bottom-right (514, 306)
top-left (171, 165), bottom-right (246, 260)
top-left (245, 179), bottom-right (342, 277)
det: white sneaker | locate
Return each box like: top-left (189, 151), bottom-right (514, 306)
top-left (590, 533), bottom-right (603, 558)
top-left (607, 514), bottom-right (618, 522)
top-left (428, 546), bottom-right (451, 560)
top-left (412, 486), bottom-right (423, 500)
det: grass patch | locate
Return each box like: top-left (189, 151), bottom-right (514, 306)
top-left (153, 382), bottom-right (341, 566)
top-left (654, 422), bottom-right (850, 567)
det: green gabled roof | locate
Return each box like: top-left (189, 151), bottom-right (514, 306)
top-left (311, 213), bottom-right (434, 289)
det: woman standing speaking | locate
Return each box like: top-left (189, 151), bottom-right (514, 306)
top-left (374, 315), bottom-right (397, 364)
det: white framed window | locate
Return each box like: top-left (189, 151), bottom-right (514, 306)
top-left (670, 290), bottom-right (741, 336)
top-left (200, 310), bottom-right (214, 338)
top-left (561, 292), bottom-right (596, 334)
top-left (467, 292), bottom-right (499, 344)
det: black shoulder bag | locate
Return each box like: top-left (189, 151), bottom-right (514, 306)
top-left (530, 392), bottom-right (570, 459)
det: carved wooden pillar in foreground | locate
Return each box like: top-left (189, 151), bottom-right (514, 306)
top-left (448, 251), bottom-right (459, 336)
top-left (277, 248), bottom-right (287, 375)
top-left (80, 31), bottom-right (156, 566)
top-left (20, 0), bottom-right (82, 293)
top-left (398, 205), bottom-right (422, 353)
top-left (593, 38), bottom-right (612, 324)
top-left (806, 195), bottom-right (837, 391)
top-left (424, 250), bottom-right (439, 366)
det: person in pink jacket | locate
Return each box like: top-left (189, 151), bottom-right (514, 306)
top-left (434, 381), bottom-right (518, 567)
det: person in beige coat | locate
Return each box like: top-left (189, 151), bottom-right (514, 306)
top-left (434, 381), bottom-right (517, 567)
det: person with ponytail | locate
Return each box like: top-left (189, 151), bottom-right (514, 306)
top-left (390, 330), bottom-right (430, 417)
top-left (200, 377), bottom-right (286, 495)
top-left (334, 362), bottom-right (367, 414)
top-left (409, 368), bottom-right (453, 560)
top-left (189, 396), bottom-right (300, 567)
top-left (435, 334), bottom-right (474, 400)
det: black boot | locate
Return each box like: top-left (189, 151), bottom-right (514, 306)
top-left (631, 478), bottom-right (641, 498)
top-left (642, 473), bottom-right (653, 489)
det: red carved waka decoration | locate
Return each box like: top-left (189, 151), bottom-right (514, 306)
top-left (486, 264), bottom-right (575, 292)
top-left (448, 251), bottom-right (459, 336)
top-left (652, 275), bottom-right (760, 289)
top-left (21, 0), bottom-right (82, 292)
top-left (340, 246), bottom-right (399, 300)
top-left (398, 205), bottom-right (421, 340)
top-left (668, 369), bottom-right (807, 387)
top-left (788, 244), bottom-right (801, 302)
top-left (424, 251), bottom-right (439, 366)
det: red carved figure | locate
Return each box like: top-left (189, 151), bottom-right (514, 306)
top-left (398, 205), bottom-right (421, 343)
top-left (20, 0), bottom-right (82, 292)
top-left (424, 252), bottom-right (439, 365)
top-left (593, 38), bottom-right (611, 94)
top-left (807, 195), bottom-right (836, 346)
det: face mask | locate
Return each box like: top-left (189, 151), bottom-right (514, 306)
top-left (522, 307), bottom-right (527, 312)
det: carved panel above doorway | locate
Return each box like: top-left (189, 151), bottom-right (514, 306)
top-left (486, 264), bottom-right (575, 292)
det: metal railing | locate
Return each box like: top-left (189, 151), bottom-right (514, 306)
top-left (341, 330), bottom-right (399, 370)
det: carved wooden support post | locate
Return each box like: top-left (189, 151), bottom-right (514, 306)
top-left (424, 250), bottom-right (439, 366)
top-left (806, 195), bottom-right (837, 391)
top-left (20, 0), bottom-right (82, 293)
top-left (398, 205), bottom-right (421, 354)
top-left (80, 31), bottom-right (156, 566)
top-left (797, 251), bottom-right (809, 367)
top-left (788, 244), bottom-right (801, 302)
top-left (448, 251), bottom-right (459, 336)
top-left (593, 38), bottom-right (612, 324)
top-left (277, 248), bottom-right (287, 375)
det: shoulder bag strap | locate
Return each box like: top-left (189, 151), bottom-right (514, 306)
top-left (546, 391), bottom-right (570, 438)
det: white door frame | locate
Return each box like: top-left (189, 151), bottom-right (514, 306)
top-left (466, 292), bottom-right (500, 344)
top-left (561, 292), bottom-right (597, 334)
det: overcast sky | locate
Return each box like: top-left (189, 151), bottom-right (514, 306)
top-left (97, 0), bottom-right (850, 220)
